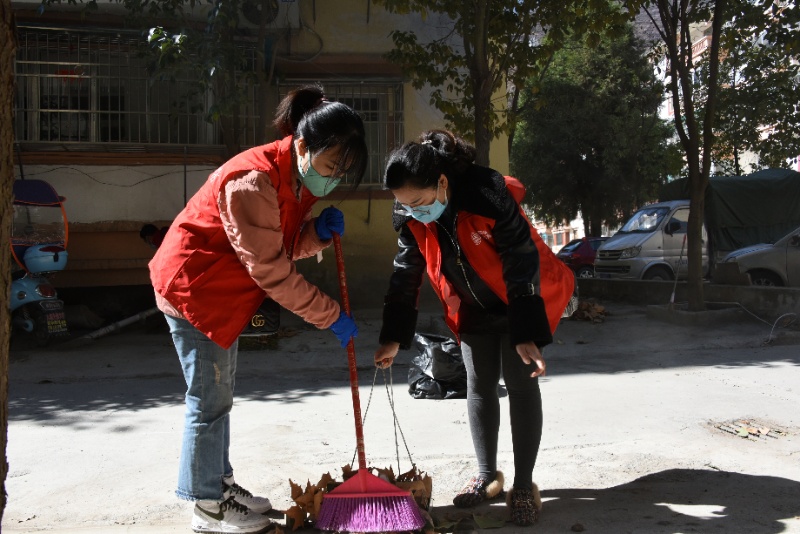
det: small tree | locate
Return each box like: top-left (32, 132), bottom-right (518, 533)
top-left (632, 0), bottom-right (726, 311)
top-left (375, 0), bottom-right (582, 166)
top-left (143, 0), bottom-right (266, 155)
top-left (512, 24), bottom-right (680, 235)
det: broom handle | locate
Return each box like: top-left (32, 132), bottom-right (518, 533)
top-left (333, 232), bottom-right (368, 471)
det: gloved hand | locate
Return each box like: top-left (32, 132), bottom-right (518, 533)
top-left (314, 207), bottom-right (345, 241)
top-left (330, 311), bottom-right (358, 348)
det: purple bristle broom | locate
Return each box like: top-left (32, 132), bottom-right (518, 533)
top-left (316, 233), bottom-right (425, 533)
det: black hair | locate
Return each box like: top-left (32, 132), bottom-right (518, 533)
top-left (273, 84), bottom-right (369, 187)
top-left (383, 129), bottom-right (476, 190)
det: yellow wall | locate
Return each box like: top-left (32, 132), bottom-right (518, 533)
top-left (402, 84), bottom-right (510, 173)
top-left (299, 198), bottom-right (402, 309)
top-left (22, 0), bottom-right (511, 313)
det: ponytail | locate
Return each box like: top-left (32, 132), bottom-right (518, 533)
top-left (273, 84), bottom-right (369, 187)
top-left (272, 84), bottom-right (326, 138)
top-left (419, 129), bottom-right (476, 175)
top-left (384, 129), bottom-right (476, 190)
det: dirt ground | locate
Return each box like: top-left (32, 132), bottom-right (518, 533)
top-left (3, 299), bottom-right (800, 533)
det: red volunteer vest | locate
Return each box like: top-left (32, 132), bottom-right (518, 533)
top-left (408, 176), bottom-right (574, 338)
top-left (149, 136), bottom-right (318, 348)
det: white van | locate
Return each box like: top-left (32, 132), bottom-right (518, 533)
top-left (594, 200), bottom-right (707, 281)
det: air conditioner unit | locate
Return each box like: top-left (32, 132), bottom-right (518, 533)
top-left (241, 0), bottom-right (300, 31)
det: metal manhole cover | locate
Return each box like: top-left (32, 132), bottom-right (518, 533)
top-left (714, 419), bottom-right (788, 441)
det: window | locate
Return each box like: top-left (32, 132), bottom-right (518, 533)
top-left (560, 239), bottom-right (583, 253)
top-left (14, 27), bottom-right (260, 148)
top-left (668, 208), bottom-right (690, 233)
top-left (280, 82), bottom-right (403, 186)
top-left (619, 207), bottom-right (670, 233)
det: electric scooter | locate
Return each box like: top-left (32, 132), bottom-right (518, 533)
top-left (10, 179), bottom-right (69, 345)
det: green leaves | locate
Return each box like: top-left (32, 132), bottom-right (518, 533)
top-left (709, 0), bottom-right (800, 174)
top-left (512, 24), bottom-right (678, 233)
top-left (376, 0), bottom-right (563, 163)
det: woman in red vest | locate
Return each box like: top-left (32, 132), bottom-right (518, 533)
top-left (149, 85), bottom-right (367, 534)
top-left (374, 129), bottom-right (574, 527)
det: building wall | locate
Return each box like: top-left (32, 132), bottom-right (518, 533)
top-left (11, 0), bottom-right (509, 312)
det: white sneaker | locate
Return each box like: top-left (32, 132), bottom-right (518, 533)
top-left (192, 496), bottom-right (273, 533)
top-left (223, 475), bottom-right (272, 514)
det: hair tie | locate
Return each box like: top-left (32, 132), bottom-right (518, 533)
top-left (421, 140), bottom-right (433, 145)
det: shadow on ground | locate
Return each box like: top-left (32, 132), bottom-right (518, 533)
top-left (8, 304), bottom-right (800, 426)
top-left (419, 469), bottom-right (800, 533)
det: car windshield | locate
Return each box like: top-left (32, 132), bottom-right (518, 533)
top-left (618, 207), bottom-right (670, 233)
top-left (559, 240), bottom-right (582, 253)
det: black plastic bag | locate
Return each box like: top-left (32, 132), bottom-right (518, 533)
top-left (408, 332), bottom-right (467, 399)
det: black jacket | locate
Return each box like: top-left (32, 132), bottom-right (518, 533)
top-left (379, 164), bottom-right (552, 349)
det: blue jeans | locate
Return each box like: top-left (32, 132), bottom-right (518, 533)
top-left (165, 314), bottom-right (238, 501)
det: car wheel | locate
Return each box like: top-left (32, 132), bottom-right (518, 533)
top-left (748, 269), bottom-right (783, 287)
top-left (642, 266), bottom-right (673, 281)
top-left (576, 266), bottom-right (595, 278)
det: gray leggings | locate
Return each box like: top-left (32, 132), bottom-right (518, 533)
top-left (460, 332), bottom-right (543, 491)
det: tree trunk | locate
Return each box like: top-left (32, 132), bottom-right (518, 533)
top-left (687, 169), bottom-right (707, 311)
top-left (0, 0), bottom-right (16, 521)
top-left (469, 0), bottom-right (492, 166)
top-left (473, 90), bottom-right (492, 166)
top-left (507, 85), bottom-right (520, 159)
top-left (686, 0), bottom-right (725, 311)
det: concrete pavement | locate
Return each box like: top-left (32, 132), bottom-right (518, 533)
top-left (4, 301), bottom-right (800, 533)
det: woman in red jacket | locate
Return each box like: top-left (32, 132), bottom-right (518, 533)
top-left (149, 85), bottom-right (367, 534)
top-left (374, 130), bottom-right (574, 527)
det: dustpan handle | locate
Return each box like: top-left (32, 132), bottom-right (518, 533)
top-left (333, 232), bottom-right (368, 471)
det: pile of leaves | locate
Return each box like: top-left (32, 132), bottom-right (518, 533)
top-left (284, 464), bottom-right (432, 532)
top-left (569, 299), bottom-right (607, 323)
top-left (716, 419), bottom-right (787, 441)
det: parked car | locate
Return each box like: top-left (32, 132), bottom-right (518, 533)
top-left (722, 225), bottom-right (800, 287)
top-left (594, 200), bottom-right (707, 281)
top-left (557, 237), bottom-right (608, 278)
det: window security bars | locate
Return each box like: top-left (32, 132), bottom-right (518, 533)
top-left (14, 27), bottom-right (260, 148)
top-left (14, 27), bottom-right (405, 186)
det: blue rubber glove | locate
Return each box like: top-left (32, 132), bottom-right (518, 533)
top-left (315, 207), bottom-right (345, 241)
top-left (330, 311), bottom-right (358, 348)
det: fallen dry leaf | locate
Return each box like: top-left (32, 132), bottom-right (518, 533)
top-left (374, 466), bottom-right (396, 483)
top-left (283, 505), bottom-right (306, 531)
top-left (315, 472), bottom-right (334, 491)
top-left (571, 299), bottom-right (607, 322)
top-left (289, 479), bottom-right (303, 501)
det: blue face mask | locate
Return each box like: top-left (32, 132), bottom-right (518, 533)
top-left (297, 152), bottom-right (341, 197)
top-left (401, 183), bottom-right (448, 224)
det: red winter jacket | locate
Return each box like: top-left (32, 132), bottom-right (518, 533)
top-left (149, 136), bottom-right (339, 348)
top-left (380, 169), bottom-right (574, 349)
top-left (408, 176), bottom-right (574, 337)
